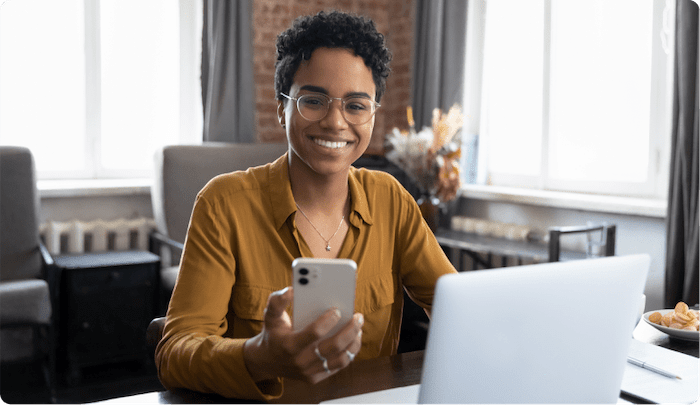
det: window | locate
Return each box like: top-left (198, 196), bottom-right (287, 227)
top-left (0, 0), bottom-right (203, 180)
top-left (464, 0), bottom-right (675, 199)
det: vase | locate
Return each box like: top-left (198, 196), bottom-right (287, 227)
top-left (417, 194), bottom-right (440, 233)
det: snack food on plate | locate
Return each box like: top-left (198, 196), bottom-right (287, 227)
top-left (648, 301), bottom-right (699, 331)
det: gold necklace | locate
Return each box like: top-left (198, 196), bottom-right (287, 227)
top-left (295, 203), bottom-right (345, 252)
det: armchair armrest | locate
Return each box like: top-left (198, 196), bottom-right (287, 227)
top-left (149, 231), bottom-right (184, 269)
top-left (146, 316), bottom-right (166, 355)
top-left (148, 231), bottom-right (184, 254)
top-left (38, 240), bottom-right (54, 268)
top-left (39, 240), bottom-right (58, 299)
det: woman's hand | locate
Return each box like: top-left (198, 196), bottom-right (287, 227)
top-left (243, 287), bottom-right (364, 384)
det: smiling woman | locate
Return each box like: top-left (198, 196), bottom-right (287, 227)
top-left (154, 10), bottom-right (457, 401)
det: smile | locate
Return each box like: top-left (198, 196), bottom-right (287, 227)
top-left (313, 137), bottom-right (348, 149)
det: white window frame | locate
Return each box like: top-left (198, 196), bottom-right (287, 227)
top-left (463, 0), bottom-right (675, 200)
top-left (89, 0), bottom-right (203, 180)
top-left (0, 0), bottom-right (203, 181)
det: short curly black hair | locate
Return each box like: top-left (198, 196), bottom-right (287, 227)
top-left (275, 10), bottom-right (392, 103)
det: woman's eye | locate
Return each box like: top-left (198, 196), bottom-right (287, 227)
top-left (346, 100), bottom-right (369, 112)
top-left (301, 97), bottom-right (326, 109)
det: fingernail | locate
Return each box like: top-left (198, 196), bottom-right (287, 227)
top-left (333, 308), bottom-right (341, 319)
top-left (356, 313), bottom-right (364, 326)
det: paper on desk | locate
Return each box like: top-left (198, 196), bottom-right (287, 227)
top-left (621, 338), bottom-right (699, 404)
top-left (321, 384), bottom-right (420, 404)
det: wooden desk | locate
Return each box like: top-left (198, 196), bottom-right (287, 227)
top-left (435, 229), bottom-right (587, 269)
top-left (96, 321), bottom-right (697, 404)
top-left (96, 351), bottom-right (422, 404)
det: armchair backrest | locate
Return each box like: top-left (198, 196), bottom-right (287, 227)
top-left (0, 147), bottom-right (42, 280)
top-left (151, 142), bottom-right (288, 245)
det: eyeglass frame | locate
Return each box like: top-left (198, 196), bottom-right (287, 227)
top-left (280, 92), bottom-right (381, 125)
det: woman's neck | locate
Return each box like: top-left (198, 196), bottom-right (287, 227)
top-left (290, 173), bottom-right (349, 214)
top-left (288, 157), bottom-right (350, 213)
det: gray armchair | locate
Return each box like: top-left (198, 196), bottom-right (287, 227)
top-left (149, 142), bottom-right (288, 312)
top-left (0, 146), bottom-right (55, 399)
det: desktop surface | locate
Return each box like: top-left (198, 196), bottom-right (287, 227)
top-left (96, 320), bottom-right (697, 404)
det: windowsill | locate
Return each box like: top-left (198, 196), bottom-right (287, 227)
top-left (38, 178), bottom-right (152, 198)
top-left (458, 184), bottom-right (667, 218)
top-left (38, 178), bottom-right (668, 218)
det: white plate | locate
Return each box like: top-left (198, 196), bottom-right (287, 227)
top-left (643, 309), bottom-right (699, 341)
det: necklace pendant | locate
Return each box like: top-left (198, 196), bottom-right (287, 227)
top-left (326, 244), bottom-right (332, 251)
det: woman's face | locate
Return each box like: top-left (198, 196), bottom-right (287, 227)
top-left (278, 47), bottom-right (376, 178)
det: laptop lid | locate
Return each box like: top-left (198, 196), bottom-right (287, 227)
top-left (418, 254), bottom-right (650, 404)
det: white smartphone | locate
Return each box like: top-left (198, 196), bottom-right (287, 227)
top-left (292, 258), bottom-right (357, 338)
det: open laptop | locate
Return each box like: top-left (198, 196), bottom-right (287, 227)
top-left (324, 254), bottom-right (650, 404)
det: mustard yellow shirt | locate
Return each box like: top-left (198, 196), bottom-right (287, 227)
top-left (155, 154), bottom-right (457, 400)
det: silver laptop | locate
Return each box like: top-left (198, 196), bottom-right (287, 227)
top-left (325, 254), bottom-right (650, 404)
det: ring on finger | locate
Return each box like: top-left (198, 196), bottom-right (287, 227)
top-left (346, 350), bottom-right (356, 362)
top-left (314, 347), bottom-right (331, 374)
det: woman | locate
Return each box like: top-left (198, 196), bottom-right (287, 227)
top-left (155, 10), bottom-right (456, 401)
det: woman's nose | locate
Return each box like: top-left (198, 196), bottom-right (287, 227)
top-left (319, 100), bottom-right (349, 129)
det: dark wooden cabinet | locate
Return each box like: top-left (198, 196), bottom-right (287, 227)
top-left (51, 251), bottom-right (160, 386)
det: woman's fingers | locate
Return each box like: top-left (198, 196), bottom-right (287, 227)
top-left (291, 311), bottom-right (364, 383)
top-left (291, 307), bottom-right (342, 352)
top-left (263, 287), bottom-right (293, 329)
top-left (315, 313), bottom-right (364, 371)
top-left (251, 287), bottom-right (364, 384)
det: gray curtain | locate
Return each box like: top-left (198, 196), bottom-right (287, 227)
top-left (201, 0), bottom-right (255, 142)
top-left (411, 0), bottom-right (468, 129)
top-left (665, 0), bottom-right (699, 307)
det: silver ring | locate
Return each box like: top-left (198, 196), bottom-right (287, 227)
top-left (314, 347), bottom-right (331, 374)
top-left (346, 350), bottom-right (356, 362)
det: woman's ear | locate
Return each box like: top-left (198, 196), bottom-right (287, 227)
top-left (277, 100), bottom-right (286, 129)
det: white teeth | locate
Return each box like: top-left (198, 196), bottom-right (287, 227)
top-left (314, 138), bottom-right (347, 149)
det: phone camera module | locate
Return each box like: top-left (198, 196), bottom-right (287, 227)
top-left (299, 268), bottom-right (309, 275)
top-left (299, 277), bottom-right (309, 285)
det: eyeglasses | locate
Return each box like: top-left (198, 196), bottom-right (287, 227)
top-left (281, 92), bottom-right (380, 125)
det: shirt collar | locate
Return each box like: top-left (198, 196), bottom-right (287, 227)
top-left (268, 153), bottom-right (297, 230)
top-left (348, 166), bottom-right (374, 226)
top-left (267, 154), bottom-right (375, 230)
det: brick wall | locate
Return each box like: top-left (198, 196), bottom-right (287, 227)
top-left (252, 0), bottom-right (414, 155)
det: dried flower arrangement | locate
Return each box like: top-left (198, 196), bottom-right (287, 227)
top-left (385, 105), bottom-right (465, 203)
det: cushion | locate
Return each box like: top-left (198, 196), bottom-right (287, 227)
top-left (0, 279), bottom-right (51, 325)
